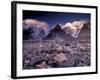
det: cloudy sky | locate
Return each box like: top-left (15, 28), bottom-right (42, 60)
top-left (23, 10), bottom-right (90, 28)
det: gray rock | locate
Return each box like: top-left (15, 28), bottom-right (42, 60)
top-left (77, 62), bottom-right (86, 66)
top-left (77, 43), bottom-right (85, 50)
top-left (35, 61), bottom-right (47, 69)
top-left (66, 46), bottom-right (74, 54)
top-left (55, 45), bottom-right (64, 52)
top-left (24, 60), bottom-right (30, 64)
top-left (30, 56), bottom-right (42, 66)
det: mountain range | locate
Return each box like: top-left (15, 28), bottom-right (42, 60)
top-left (23, 21), bottom-right (90, 40)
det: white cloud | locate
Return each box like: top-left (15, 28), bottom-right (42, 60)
top-left (62, 20), bottom-right (87, 38)
top-left (23, 19), bottom-right (49, 30)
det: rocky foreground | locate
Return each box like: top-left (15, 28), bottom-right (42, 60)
top-left (23, 37), bottom-right (91, 69)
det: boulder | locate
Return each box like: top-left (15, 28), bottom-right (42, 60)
top-left (35, 61), bottom-right (47, 69)
top-left (66, 46), bottom-right (74, 54)
top-left (56, 44), bottom-right (64, 52)
top-left (54, 52), bottom-right (67, 62)
top-left (24, 59), bottom-right (30, 64)
top-left (77, 43), bottom-right (85, 50)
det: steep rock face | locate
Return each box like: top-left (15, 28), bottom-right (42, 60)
top-left (43, 24), bottom-right (73, 40)
top-left (23, 24), bottom-right (48, 40)
top-left (23, 26), bottom-right (34, 40)
top-left (78, 22), bottom-right (91, 39)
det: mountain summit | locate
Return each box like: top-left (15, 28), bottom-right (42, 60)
top-left (43, 24), bottom-right (73, 40)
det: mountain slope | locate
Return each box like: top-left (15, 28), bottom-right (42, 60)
top-left (43, 24), bottom-right (73, 40)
